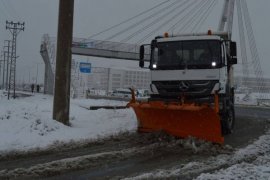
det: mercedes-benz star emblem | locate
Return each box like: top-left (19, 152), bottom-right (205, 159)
top-left (179, 81), bottom-right (190, 91)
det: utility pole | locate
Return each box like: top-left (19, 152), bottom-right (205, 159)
top-left (4, 40), bottom-right (11, 91)
top-left (3, 51), bottom-right (7, 90)
top-left (0, 54), bottom-right (2, 89)
top-left (53, 0), bottom-right (74, 125)
top-left (1, 51), bottom-right (4, 89)
top-left (6, 21), bottom-right (25, 99)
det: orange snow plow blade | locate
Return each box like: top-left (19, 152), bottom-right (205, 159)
top-left (127, 94), bottom-right (224, 144)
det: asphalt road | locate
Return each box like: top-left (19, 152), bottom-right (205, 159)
top-left (225, 105), bottom-right (270, 147)
top-left (0, 105), bottom-right (269, 179)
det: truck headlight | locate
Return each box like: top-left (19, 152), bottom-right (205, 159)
top-left (211, 62), bottom-right (216, 67)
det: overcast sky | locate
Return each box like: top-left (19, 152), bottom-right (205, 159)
top-left (0, 0), bottom-right (269, 84)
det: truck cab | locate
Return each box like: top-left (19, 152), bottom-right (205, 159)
top-left (140, 32), bottom-right (237, 101)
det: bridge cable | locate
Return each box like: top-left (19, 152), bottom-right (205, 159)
top-left (177, 0), bottom-right (213, 33)
top-left (241, 0), bottom-right (266, 97)
top-left (136, 0), bottom-right (201, 44)
top-left (167, 0), bottom-right (206, 33)
top-left (120, 0), bottom-right (195, 43)
top-left (191, 0), bottom-right (218, 33)
top-left (83, 0), bottom-right (171, 40)
top-left (242, 0), bottom-right (264, 93)
top-left (104, 0), bottom-right (183, 41)
top-left (236, 0), bottom-right (250, 88)
top-left (85, 0), bottom-right (181, 49)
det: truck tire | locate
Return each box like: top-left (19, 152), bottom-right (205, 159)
top-left (221, 104), bottom-right (235, 135)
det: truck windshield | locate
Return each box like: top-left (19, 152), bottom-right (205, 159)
top-left (151, 40), bottom-right (221, 70)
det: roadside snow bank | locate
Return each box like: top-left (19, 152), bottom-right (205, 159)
top-left (125, 131), bottom-right (270, 179)
top-left (0, 92), bottom-right (137, 153)
top-left (196, 160), bottom-right (270, 180)
top-left (196, 131), bottom-right (270, 179)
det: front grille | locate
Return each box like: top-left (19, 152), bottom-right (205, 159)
top-left (153, 80), bottom-right (218, 97)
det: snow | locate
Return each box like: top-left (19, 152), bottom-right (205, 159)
top-left (196, 132), bottom-right (270, 180)
top-left (197, 161), bottom-right (270, 180)
top-left (0, 90), bottom-right (137, 153)
top-left (1, 90), bottom-right (270, 179)
top-left (235, 93), bottom-right (270, 106)
top-left (125, 131), bottom-right (270, 180)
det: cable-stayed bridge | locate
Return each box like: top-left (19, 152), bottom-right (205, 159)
top-left (71, 38), bottom-right (150, 61)
top-left (41, 0), bottom-right (268, 100)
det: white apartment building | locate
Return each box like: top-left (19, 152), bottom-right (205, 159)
top-left (75, 67), bottom-right (150, 95)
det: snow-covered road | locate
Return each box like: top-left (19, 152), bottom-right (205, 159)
top-left (1, 90), bottom-right (270, 179)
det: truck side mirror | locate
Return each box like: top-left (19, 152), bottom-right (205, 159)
top-left (230, 41), bottom-right (237, 57)
top-left (139, 45), bottom-right (145, 68)
top-left (139, 45), bottom-right (144, 60)
top-left (139, 60), bottom-right (144, 68)
top-left (229, 41), bottom-right (237, 65)
top-left (230, 57), bottom-right (237, 65)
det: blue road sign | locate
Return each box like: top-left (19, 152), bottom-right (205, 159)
top-left (79, 62), bottom-right (91, 73)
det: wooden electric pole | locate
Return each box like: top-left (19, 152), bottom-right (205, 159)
top-left (53, 0), bottom-right (74, 125)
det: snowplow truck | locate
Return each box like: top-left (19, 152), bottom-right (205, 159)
top-left (128, 31), bottom-right (237, 144)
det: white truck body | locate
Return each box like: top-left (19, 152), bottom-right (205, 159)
top-left (147, 34), bottom-right (234, 98)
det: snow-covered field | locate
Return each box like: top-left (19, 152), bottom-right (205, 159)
top-left (0, 90), bottom-right (137, 153)
top-left (1, 90), bottom-right (270, 179)
top-left (235, 93), bottom-right (270, 106)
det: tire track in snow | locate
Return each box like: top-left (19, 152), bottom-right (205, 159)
top-left (123, 131), bottom-right (270, 179)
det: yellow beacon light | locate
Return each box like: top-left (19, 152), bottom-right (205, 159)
top-left (164, 32), bottom-right (169, 38)
top-left (207, 29), bottom-right (212, 35)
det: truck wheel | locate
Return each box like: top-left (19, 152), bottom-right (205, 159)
top-left (222, 105), bottom-right (235, 135)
